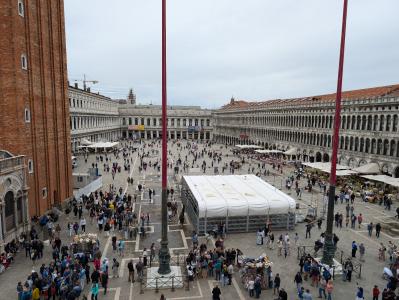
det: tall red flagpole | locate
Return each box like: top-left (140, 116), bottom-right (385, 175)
top-left (158, 0), bottom-right (171, 274)
top-left (322, 0), bottom-right (349, 265)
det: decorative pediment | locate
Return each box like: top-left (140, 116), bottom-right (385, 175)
top-left (0, 173), bottom-right (24, 200)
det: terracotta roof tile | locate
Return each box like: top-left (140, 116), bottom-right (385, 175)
top-left (220, 84), bottom-right (399, 111)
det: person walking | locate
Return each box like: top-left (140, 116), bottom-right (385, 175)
top-left (356, 286), bottom-right (364, 300)
top-left (101, 271), bottom-right (109, 295)
top-left (294, 272), bottom-right (303, 294)
top-left (352, 241), bottom-right (358, 258)
top-left (372, 285), bottom-right (380, 300)
top-left (91, 282), bottom-right (99, 300)
top-left (112, 258), bottom-right (120, 278)
top-left (306, 223), bottom-right (312, 239)
top-left (118, 239), bottom-right (125, 257)
top-left (357, 214), bottom-right (363, 228)
top-left (254, 278), bottom-right (262, 298)
top-left (127, 260), bottom-right (135, 283)
top-left (376, 223), bottom-right (381, 238)
top-left (326, 280), bottom-right (333, 300)
top-left (212, 284), bottom-right (221, 300)
top-left (227, 263), bottom-right (234, 285)
top-left (318, 277), bottom-right (327, 299)
top-left (368, 222), bottom-right (373, 237)
top-left (359, 243), bottom-right (365, 262)
top-left (273, 273), bottom-right (281, 295)
top-left (303, 289), bottom-right (313, 300)
top-left (80, 217), bottom-right (86, 233)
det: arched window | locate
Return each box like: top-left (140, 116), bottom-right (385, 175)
top-left (18, 0), bottom-right (24, 16)
top-left (365, 138), bottom-right (370, 153)
top-left (5, 191), bottom-right (15, 232)
top-left (361, 116), bottom-right (366, 130)
top-left (377, 139), bottom-right (383, 155)
top-left (383, 139), bottom-right (389, 156)
top-left (386, 115), bottom-right (391, 131)
top-left (380, 115), bottom-right (385, 131)
top-left (390, 140), bottom-right (396, 156)
top-left (393, 115), bottom-right (398, 132)
top-left (21, 54), bottom-right (28, 70)
top-left (371, 139), bottom-right (376, 154)
top-left (351, 115), bottom-right (356, 130)
top-left (356, 116), bottom-right (361, 130)
top-left (360, 138), bottom-right (364, 153)
top-left (367, 115), bottom-right (372, 130)
top-left (373, 115), bottom-right (378, 131)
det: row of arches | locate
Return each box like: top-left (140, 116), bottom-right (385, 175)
top-left (221, 111), bottom-right (399, 133)
top-left (341, 114), bottom-right (398, 132)
top-left (232, 127), bottom-right (399, 158)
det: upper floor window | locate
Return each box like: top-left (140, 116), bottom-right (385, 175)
top-left (28, 159), bottom-right (33, 173)
top-left (21, 54), bottom-right (27, 70)
top-left (24, 108), bottom-right (31, 123)
top-left (18, 0), bottom-right (24, 17)
top-left (206, 119), bottom-right (210, 126)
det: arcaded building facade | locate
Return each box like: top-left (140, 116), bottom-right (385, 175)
top-left (119, 104), bottom-right (213, 141)
top-left (214, 85), bottom-right (399, 178)
top-left (69, 84), bottom-right (121, 152)
top-left (0, 0), bottom-right (72, 217)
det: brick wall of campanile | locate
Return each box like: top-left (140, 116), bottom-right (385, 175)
top-left (0, 0), bottom-right (72, 216)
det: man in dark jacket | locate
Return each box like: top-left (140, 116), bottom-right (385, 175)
top-left (212, 284), bottom-right (221, 300)
top-left (101, 271), bottom-right (109, 295)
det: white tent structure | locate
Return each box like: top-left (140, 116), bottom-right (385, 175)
top-left (353, 163), bottom-right (380, 174)
top-left (255, 149), bottom-right (283, 154)
top-left (284, 147), bottom-right (298, 155)
top-left (235, 144), bottom-right (263, 149)
top-left (361, 175), bottom-right (399, 188)
top-left (80, 138), bottom-right (92, 146)
top-left (181, 174), bottom-right (296, 234)
top-left (302, 162), bottom-right (350, 173)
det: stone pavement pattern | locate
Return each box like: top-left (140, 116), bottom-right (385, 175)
top-left (1, 140), bottom-right (398, 299)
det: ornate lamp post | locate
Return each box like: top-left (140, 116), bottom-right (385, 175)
top-left (322, 0), bottom-right (349, 266)
top-left (158, 0), bottom-right (171, 275)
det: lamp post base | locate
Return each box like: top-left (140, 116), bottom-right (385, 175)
top-left (321, 235), bottom-right (336, 266)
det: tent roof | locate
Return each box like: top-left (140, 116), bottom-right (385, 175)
top-left (235, 144), bottom-right (263, 149)
top-left (80, 138), bottom-right (92, 146)
top-left (284, 148), bottom-right (297, 155)
top-left (87, 142), bottom-right (119, 149)
top-left (361, 175), bottom-right (399, 188)
top-left (353, 163), bottom-right (380, 174)
top-left (183, 174), bottom-right (296, 218)
top-left (255, 149), bottom-right (283, 154)
top-left (302, 162), bottom-right (349, 173)
top-left (336, 170), bottom-right (358, 177)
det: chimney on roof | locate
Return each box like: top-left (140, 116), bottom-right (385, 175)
top-left (230, 96), bottom-right (235, 104)
top-left (87, 87), bottom-right (91, 93)
top-left (74, 82), bottom-right (78, 89)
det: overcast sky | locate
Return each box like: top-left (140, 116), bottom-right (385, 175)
top-left (65, 0), bottom-right (399, 108)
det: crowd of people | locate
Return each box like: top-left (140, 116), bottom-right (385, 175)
top-left (5, 139), bottom-right (399, 300)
